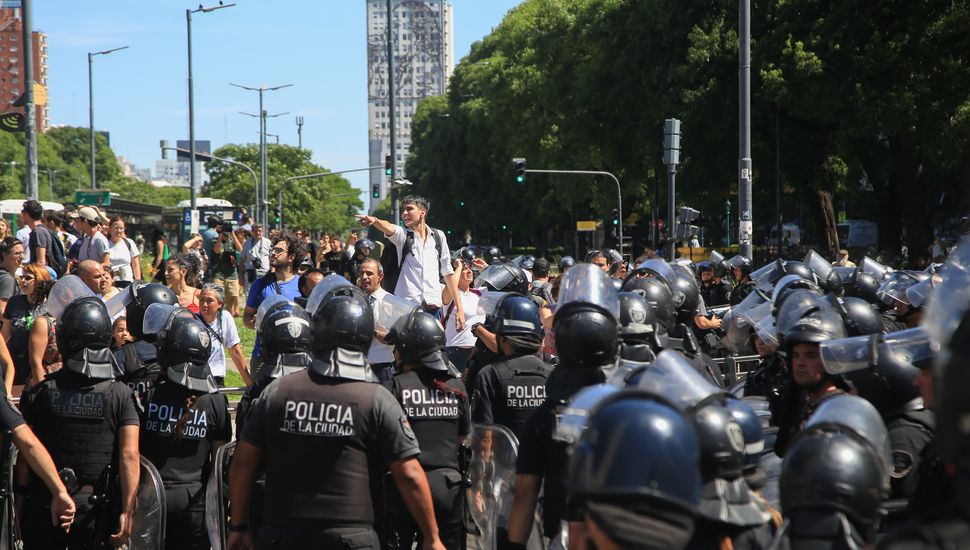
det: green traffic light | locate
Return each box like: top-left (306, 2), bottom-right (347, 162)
top-left (385, 168), bottom-right (392, 176)
top-left (458, 200), bottom-right (465, 207)
top-left (613, 218), bottom-right (619, 225)
top-left (515, 175), bottom-right (525, 184)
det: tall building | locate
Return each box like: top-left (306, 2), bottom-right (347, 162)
top-left (366, 0), bottom-right (453, 211)
top-left (0, 5), bottom-right (47, 132)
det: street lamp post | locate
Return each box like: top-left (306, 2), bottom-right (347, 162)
top-left (725, 198), bottom-right (732, 248)
top-left (162, 145), bottom-right (259, 232)
top-left (88, 45), bottom-right (128, 190)
top-left (187, 2), bottom-right (236, 228)
top-left (278, 166), bottom-right (382, 225)
top-left (738, 0), bottom-right (754, 260)
top-left (40, 169), bottom-right (59, 200)
top-left (232, 82), bottom-right (292, 227)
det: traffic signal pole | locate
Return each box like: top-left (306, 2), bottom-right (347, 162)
top-left (523, 168), bottom-right (623, 256)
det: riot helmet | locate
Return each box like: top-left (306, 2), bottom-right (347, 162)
top-left (492, 294), bottom-right (543, 342)
top-left (483, 245), bottom-right (502, 265)
top-left (771, 274), bottom-right (822, 313)
top-left (725, 396), bottom-right (765, 473)
top-left (621, 276), bottom-right (676, 331)
top-left (259, 299), bottom-right (313, 359)
top-left (804, 250), bottom-right (839, 292)
top-left (841, 268), bottom-right (884, 307)
top-left (751, 259), bottom-right (816, 292)
top-left (776, 292), bottom-right (846, 346)
top-left (625, 259), bottom-right (684, 308)
top-left (568, 390), bottom-right (701, 546)
top-left (143, 303), bottom-right (217, 393)
top-left (473, 262), bottom-right (529, 294)
top-left (558, 255), bottom-right (576, 273)
top-left (310, 291), bottom-right (374, 356)
top-left (709, 250), bottom-right (728, 278)
top-left (385, 308), bottom-right (449, 371)
top-left (670, 264), bottom-right (701, 325)
top-left (124, 283), bottom-right (178, 342)
top-left (860, 256), bottom-right (893, 280)
top-left (725, 254), bottom-right (752, 280)
top-left (829, 295), bottom-right (882, 337)
top-left (876, 270), bottom-right (929, 307)
top-left (355, 238), bottom-right (376, 256)
top-left (458, 246), bottom-right (476, 264)
top-left (692, 401), bottom-right (747, 482)
top-left (553, 264), bottom-right (620, 369)
top-left (511, 254), bottom-right (536, 271)
top-left (618, 291), bottom-right (657, 343)
top-left (58, 296), bottom-right (115, 379)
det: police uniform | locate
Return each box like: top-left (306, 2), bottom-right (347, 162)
top-left (115, 339), bottom-right (162, 402)
top-left (240, 368), bottom-right (419, 549)
top-left (743, 354), bottom-right (791, 424)
top-left (472, 354), bottom-right (551, 440)
top-left (729, 280), bottom-right (755, 307)
top-left (141, 380), bottom-right (231, 550)
top-left (886, 409), bottom-right (934, 500)
top-left (699, 279), bottom-right (732, 308)
top-left (384, 369), bottom-right (470, 549)
top-left (19, 368), bottom-right (140, 549)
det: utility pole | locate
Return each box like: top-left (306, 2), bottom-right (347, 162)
top-left (295, 115), bottom-right (304, 148)
top-left (663, 119), bottom-right (681, 261)
top-left (386, 0), bottom-right (398, 218)
top-left (22, 0), bottom-right (37, 200)
top-left (88, 46), bottom-right (128, 190)
top-left (738, 0), bottom-right (754, 260)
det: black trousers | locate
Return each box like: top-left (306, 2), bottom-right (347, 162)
top-left (257, 525), bottom-right (380, 549)
top-left (164, 481), bottom-right (207, 550)
top-left (21, 488), bottom-right (112, 550)
top-left (385, 467), bottom-right (465, 550)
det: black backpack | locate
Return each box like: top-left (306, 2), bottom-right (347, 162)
top-left (380, 227), bottom-right (445, 293)
top-left (34, 227), bottom-right (67, 278)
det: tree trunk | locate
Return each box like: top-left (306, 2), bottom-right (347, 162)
top-left (815, 189), bottom-right (840, 256)
top-left (890, 135), bottom-right (930, 268)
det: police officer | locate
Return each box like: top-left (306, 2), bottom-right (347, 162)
top-left (139, 304), bottom-right (230, 550)
top-left (465, 262), bottom-right (532, 390)
top-left (228, 288), bottom-right (445, 550)
top-left (778, 395), bottom-right (890, 548)
top-left (234, 298), bottom-right (312, 437)
top-left (471, 295), bottom-right (551, 440)
top-left (567, 390), bottom-right (703, 550)
top-left (506, 264), bottom-right (620, 548)
top-left (697, 261), bottom-right (731, 307)
top-left (17, 296), bottom-right (141, 549)
top-left (726, 255), bottom-right (755, 306)
top-left (616, 290), bottom-right (660, 366)
top-left (383, 309), bottom-right (469, 550)
top-left (115, 282), bottom-right (179, 400)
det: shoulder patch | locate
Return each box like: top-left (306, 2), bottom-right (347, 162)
top-left (400, 416), bottom-right (416, 441)
top-left (891, 450), bottom-right (915, 479)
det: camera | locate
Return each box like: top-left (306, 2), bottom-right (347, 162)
top-left (220, 222), bottom-right (234, 234)
top-left (252, 257), bottom-right (263, 270)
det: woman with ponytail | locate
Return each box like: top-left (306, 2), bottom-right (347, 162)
top-left (139, 304), bottom-right (230, 549)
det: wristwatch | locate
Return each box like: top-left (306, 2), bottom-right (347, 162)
top-left (227, 522), bottom-right (249, 533)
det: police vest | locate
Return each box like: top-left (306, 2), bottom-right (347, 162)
top-left (492, 355), bottom-right (551, 437)
top-left (262, 370), bottom-right (380, 527)
top-left (32, 375), bottom-right (117, 485)
top-left (388, 370), bottom-right (464, 471)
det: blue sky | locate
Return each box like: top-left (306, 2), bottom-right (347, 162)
top-left (34, 1), bottom-right (520, 194)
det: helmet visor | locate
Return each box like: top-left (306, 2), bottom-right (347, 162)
top-left (883, 326), bottom-right (936, 366)
top-left (753, 313), bottom-right (779, 347)
top-left (721, 311), bottom-right (754, 354)
top-left (42, 275), bottom-right (98, 319)
top-left (627, 259), bottom-right (684, 307)
top-left (724, 254), bottom-right (750, 270)
top-left (142, 303), bottom-right (189, 339)
top-left (876, 271), bottom-right (923, 306)
top-left (473, 264), bottom-right (516, 292)
top-left (750, 259), bottom-right (785, 292)
top-left (635, 350), bottom-right (723, 410)
top-left (803, 250), bottom-right (834, 285)
top-left (904, 274), bottom-right (941, 309)
top-left (860, 257), bottom-right (893, 280)
top-left (556, 263), bottom-right (621, 321)
top-left (924, 237), bottom-right (970, 374)
top-left (554, 384), bottom-right (620, 445)
top-left (709, 250), bottom-right (725, 266)
top-left (305, 274), bottom-right (356, 316)
top-left (820, 334), bottom-right (873, 375)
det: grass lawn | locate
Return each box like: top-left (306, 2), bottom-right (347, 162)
top-left (222, 316), bottom-right (256, 391)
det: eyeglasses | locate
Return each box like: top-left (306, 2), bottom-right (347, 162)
top-left (18, 275), bottom-right (34, 281)
top-left (271, 246), bottom-right (288, 255)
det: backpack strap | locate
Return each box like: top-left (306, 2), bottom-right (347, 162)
top-left (399, 229), bottom-right (415, 271)
top-left (398, 227), bottom-right (447, 278)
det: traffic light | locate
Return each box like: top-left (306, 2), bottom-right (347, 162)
top-left (384, 155), bottom-right (393, 176)
top-left (372, 184), bottom-right (380, 199)
top-left (458, 200), bottom-right (465, 207)
top-left (512, 157), bottom-right (526, 184)
top-left (274, 207), bottom-right (281, 225)
top-left (611, 208), bottom-right (619, 226)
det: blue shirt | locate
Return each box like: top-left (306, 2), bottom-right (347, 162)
top-left (246, 274), bottom-right (301, 359)
top-left (201, 227), bottom-right (219, 258)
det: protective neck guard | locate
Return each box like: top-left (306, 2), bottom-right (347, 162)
top-left (780, 511), bottom-right (868, 550)
top-left (309, 348), bottom-right (377, 382)
top-left (258, 352), bottom-right (311, 383)
top-left (619, 343), bottom-right (657, 364)
top-left (166, 363), bottom-right (218, 394)
top-left (65, 348), bottom-right (117, 380)
top-left (697, 477), bottom-right (772, 527)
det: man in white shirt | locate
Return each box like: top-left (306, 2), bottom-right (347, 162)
top-left (356, 258), bottom-right (396, 380)
top-left (356, 194), bottom-right (465, 330)
top-left (241, 223), bottom-right (271, 292)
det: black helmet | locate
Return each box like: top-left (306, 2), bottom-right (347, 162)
top-left (558, 255), bottom-right (576, 272)
top-left (725, 254), bottom-right (752, 278)
top-left (310, 292), bottom-right (374, 355)
top-left (157, 312), bottom-right (217, 393)
top-left (781, 431), bottom-right (888, 545)
top-left (473, 263), bottom-right (529, 294)
top-left (260, 301), bottom-right (313, 358)
top-left (783, 260), bottom-right (818, 284)
top-left (842, 269), bottom-right (884, 306)
top-left (771, 274), bottom-right (822, 313)
top-left (459, 246), bottom-right (476, 264)
top-left (725, 397), bottom-right (765, 473)
top-left (512, 254), bottom-right (535, 271)
top-left (569, 390), bottom-right (702, 517)
top-left (618, 291), bottom-right (657, 342)
top-left (356, 238), bottom-right (376, 253)
top-left (622, 274), bottom-right (677, 331)
top-left (846, 346), bottom-right (922, 417)
top-left (554, 265), bottom-right (620, 369)
top-left (385, 308), bottom-right (449, 371)
top-left (692, 400), bottom-right (747, 481)
top-left (58, 296), bottom-right (113, 361)
top-left (126, 283), bottom-right (178, 342)
top-left (484, 245), bottom-right (502, 264)
top-left (492, 294), bottom-right (543, 341)
top-left (831, 296), bottom-right (883, 337)
top-left (670, 264), bottom-right (700, 325)
top-left (776, 292), bottom-right (846, 346)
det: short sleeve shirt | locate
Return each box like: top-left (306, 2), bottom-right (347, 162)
top-left (107, 238), bottom-right (139, 282)
top-left (79, 231), bottom-right (110, 262)
top-left (27, 225), bottom-right (53, 265)
top-left (0, 269), bottom-right (19, 302)
top-left (388, 225), bottom-right (454, 306)
top-left (210, 238), bottom-right (238, 278)
top-left (246, 275), bottom-right (301, 359)
top-left (201, 310), bottom-right (240, 378)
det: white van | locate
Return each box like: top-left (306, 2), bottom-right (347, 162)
top-left (769, 223), bottom-right (801, 247)
top-left (837, 220), bottom-right (878, 249)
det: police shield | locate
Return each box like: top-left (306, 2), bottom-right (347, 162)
top-left (206, 440), bottom-right (235, 550)
top-left (373, 291), bottom-right (418, 332)
top-left (39, 274), bottom-right (97, 318)
top-left (464, 424), bottom-right (542, 550)
top-left (557, 264), bottom-right (621, 321)
top-left (127, 456), bottom-right (167, 549)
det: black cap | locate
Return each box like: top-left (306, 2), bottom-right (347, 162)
top-left (532, 257), bottom-right (551, 277)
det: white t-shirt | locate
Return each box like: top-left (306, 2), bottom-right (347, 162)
top-left (388, 225), bottom-right (453, 306)
top-left (444, 288), bottom-right (482, 348)
top-left (107, 237), bottom-right (140, 282)
top-left (203, 310), bottom-right (240, 378)
top-left (367, 287), bottom-right (395, 365)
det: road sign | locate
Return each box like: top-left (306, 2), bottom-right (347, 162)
top-left (75, 190), bottom-right (111, 206)
top-left (33, 83), bottom-right (47, 107)
top-left (576, 220), bottom-right (597, 232)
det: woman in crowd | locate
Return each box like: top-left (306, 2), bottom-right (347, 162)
top-left (150, 228), bottom-right (171, 283)
top-left (166, 255), bottom-right (202, 314)
top-left (181, 233), bottom-right (208, 279)
top-left (441, 258), bottom-right (481, 374)
top-left (0, 219), bottom-right (11, 240)
top-left (106, 216), bottom-right (141, 284)
top-left (195, 284), bottom-right (250, 387)
top-left (101, 268), bottom-right (120, 302)
top-left (24, 270), bottom-right (58, 387)
top-left (0, 237), bottom-right (24, 318)
top-left (1, 264), bottom-right (49, 391)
